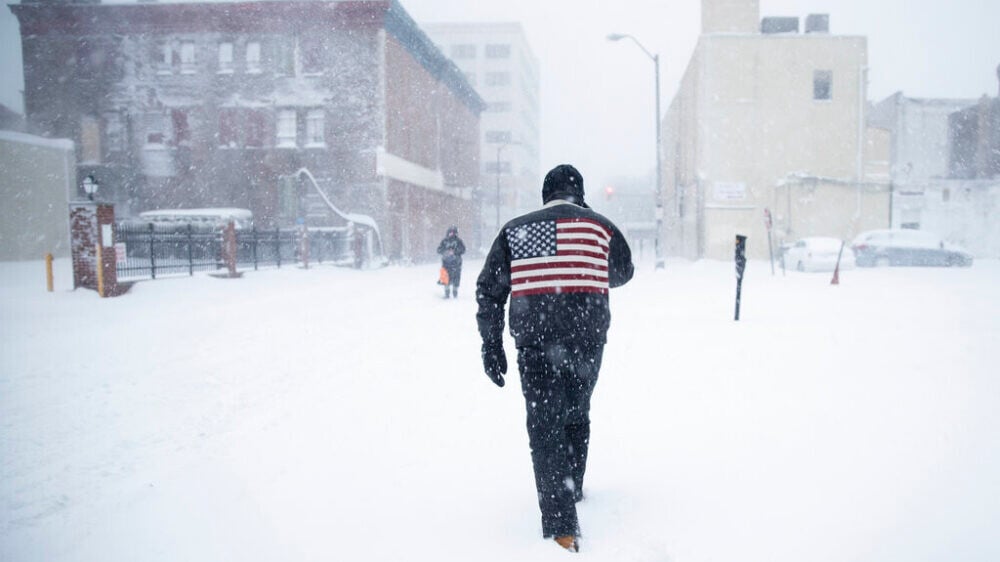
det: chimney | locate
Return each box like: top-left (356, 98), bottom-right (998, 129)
top-left (702, 0), bottom-right (760, 34)
top-left (805, 14), bottom-right (830, 33)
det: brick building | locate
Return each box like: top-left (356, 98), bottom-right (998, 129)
top-left (11, 0), bottom-right (485, 262)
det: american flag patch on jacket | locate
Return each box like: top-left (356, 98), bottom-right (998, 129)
top-left (506, 218), bottom-right (612, 298)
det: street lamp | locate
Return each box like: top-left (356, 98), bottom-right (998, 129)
top-left (607, 32), bottom-right (665, 269)
top-left (82, 175), bottom-right (99, 201)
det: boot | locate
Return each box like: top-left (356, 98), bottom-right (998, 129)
top-left (554, 536), bottom-right (579, 553)
top-left (451, 287), bottom-right (458, 298)
top-left (443, 287), bottom-right (450, 299)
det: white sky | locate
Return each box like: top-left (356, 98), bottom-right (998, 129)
top-left (1, 0), bottom-right (998, 187)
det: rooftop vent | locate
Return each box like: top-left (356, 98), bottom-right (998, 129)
top-left (805, 14), bottom-right (830, 33)
top-left (761, 17), bottom-right (799, 34)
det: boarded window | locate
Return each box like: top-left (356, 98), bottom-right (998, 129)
top-left (813, 70), bottom-right (832, 100)
top-left (80, 115), bottom-right (101, 163)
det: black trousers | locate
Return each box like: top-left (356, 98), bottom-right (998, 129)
top-left (517, 342), bottom-right (604, 538)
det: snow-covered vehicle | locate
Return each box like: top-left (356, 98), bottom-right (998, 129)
top-left (851, 229), bottom-right (973, 267)
top-left (781, 236), bottom-right (854, 272)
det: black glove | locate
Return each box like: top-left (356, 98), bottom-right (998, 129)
top-left (481, 342), bottom-right (507, 387)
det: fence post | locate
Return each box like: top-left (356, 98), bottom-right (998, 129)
top-left (275, 227), bottom-right (281, 268)
top-left (148, 222), bottom-right (157, 280)
top-left (187, 223), bottom-right (194, 276)
top-left (252, 226), bottom-right (259, 271)
top-left (300, 225), bottom-right (310, 269)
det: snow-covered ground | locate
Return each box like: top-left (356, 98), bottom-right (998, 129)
top-left (2, 256), bottom-right (998, 561)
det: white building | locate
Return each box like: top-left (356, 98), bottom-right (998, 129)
top-left (662, 0), bottom-right (891, 260)
top-left (423, 22), bottom-right (541, 244)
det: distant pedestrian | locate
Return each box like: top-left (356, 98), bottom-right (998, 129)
top-left (475, 164), bottom-right (634, 552)
top-left (437, 226), bottom-right (465, 298)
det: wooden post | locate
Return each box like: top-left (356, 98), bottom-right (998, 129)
top-left (45, 253), bottom-right (54, 292)
top-left (95, 244), bottom-right (105, 298)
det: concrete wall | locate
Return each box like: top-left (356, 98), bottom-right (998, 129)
top-left (0, 131), bottom-right (75, 260)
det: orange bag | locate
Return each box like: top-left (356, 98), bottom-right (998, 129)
top-left (438, 267), bottom-right (450, 286)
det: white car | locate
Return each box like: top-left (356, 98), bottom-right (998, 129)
top-left (782, 236), bottom-right (855, 272)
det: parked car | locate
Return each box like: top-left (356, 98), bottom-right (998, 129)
top-left (851, 229), bottom-right (973, 267)
top-left (781, 236), bottom-right (854, 272)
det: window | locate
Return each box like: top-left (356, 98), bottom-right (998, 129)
top-left (485, 130), bottom-right (512, 144)
top-left (300, 37), bottom-right (324, 74)
top-left (172, 109), bottom-right (190, 145)
top-left (485, 72), bottom-right (510, 87)
top-left (450, 44), bottom-right (476, 59)
top-left (485, 44), bottom-right (510, 58)
top-left (246, 42), bottom-right (261, 73)
top-left (487, 102), bottom-right (511, 113)
top-left (813, 70), bottom-right (832, 100)
top-left (273, 39), bottom-right (295, 76)
top-left (277, 109), bottom-right (297, 147)
top-left (306, 110), bottom-right (325, 146)
top-left (156, 43), bottom-right (172, 73)
top-left (485, 161), bottom-right (512, 174)
top-left (245, 110), bottom-right (267, 148)
top-left (144, 113), bottom-right (166, 146)
top-left (218, 110), bottom-right (238, 147)
top-left (218, 42), bottom-right (233, 73)
top-left (180, 41), bottom-right (196, 73)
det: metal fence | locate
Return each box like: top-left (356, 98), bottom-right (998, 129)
top-left (115, 222), bottom-right (356, 280)
top-left (115, 222), bottom-right (222, 280)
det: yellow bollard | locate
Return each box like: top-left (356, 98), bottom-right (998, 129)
top-left (45, 253), bottom-right (54, 292)
top-left (95, 244), bottom-right (105, 298)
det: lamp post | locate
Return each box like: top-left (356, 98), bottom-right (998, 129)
top-left (82, 175), bottom-right (99, 201)
top-left (607, 32), bottom-right (664, 269)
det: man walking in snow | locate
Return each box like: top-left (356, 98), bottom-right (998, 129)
top-left (475, 164), bottom-right (634, 552)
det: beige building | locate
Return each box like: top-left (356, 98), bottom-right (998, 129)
top-left (662, 0), bottom-right (890, 260)
top-left (423, 22), bottom-right (541, 244)
top-left (0, 131), bottom-right (75, 260)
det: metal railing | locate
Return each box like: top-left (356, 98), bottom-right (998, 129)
top-left (115, 222), bottom-right (356, 280)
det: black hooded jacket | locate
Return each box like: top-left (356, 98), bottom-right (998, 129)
top-left (476, 200), bottom-right (634, 348)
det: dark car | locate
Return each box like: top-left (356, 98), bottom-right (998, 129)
top-left (851, 229), bottom-right (973, 267)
